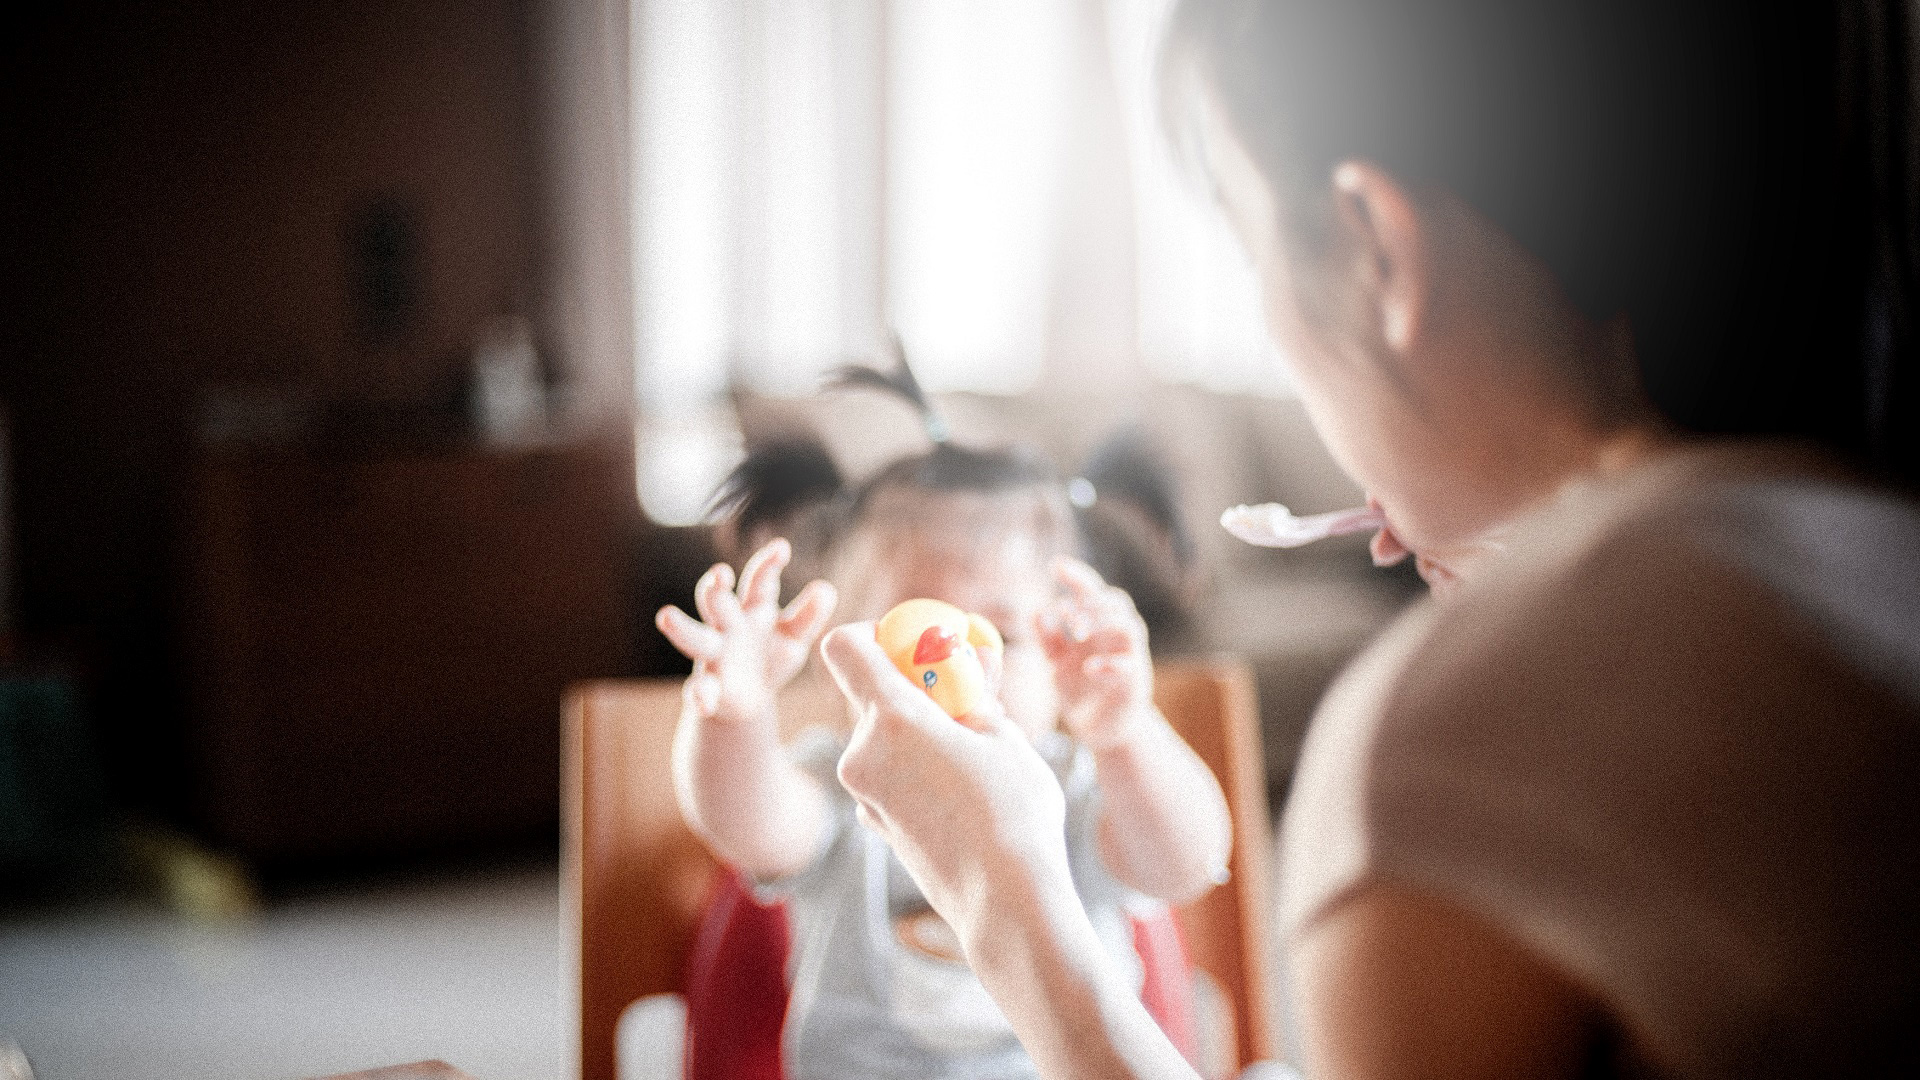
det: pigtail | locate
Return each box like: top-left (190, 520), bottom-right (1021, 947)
top-left (707, 433), bottom-right (844, 547)
top-left (826, 333), bottom-right (952, 445)
top-left (1073, 428), bottom-right (1198, 649)
top-left (1077, 428), bottom-right (1194, 566)
top-left (821, 334), bottom-right (1077, 574)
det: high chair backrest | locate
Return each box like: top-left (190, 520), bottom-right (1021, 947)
top-left (565, 658), bottom-right (1277, 1080)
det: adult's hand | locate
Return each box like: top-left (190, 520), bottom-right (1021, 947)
top-left (820, 621), bottom-right (1073, 945)
top-left (821, 621), bottom-right (1201, 1080)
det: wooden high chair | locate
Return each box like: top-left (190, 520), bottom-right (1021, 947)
top-left (564, 659), bottom-right (1278, 1080)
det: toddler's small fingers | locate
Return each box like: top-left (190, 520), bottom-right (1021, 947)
top-left (739, 538), bottom-right (791, 611)
top-left (693, 564), bottom-right (735, 630)
top-left (682, 671), bottom-right (722, 716)
top-left (1035, 611), bottom-right (1071, 654)
top-left (709, 563), bottom-right (746, 625)
top-left (1078, 626), bottom-right (1135, 656)
top-left (1084, 652), bottom-right (1147, 682)
top-left (1096, 581), bottom-right (1143, 622)
top-left (657, 605), bottom-right (724, 661)
top-left (777, 579), bottom-right (839, 642)
top-left (1054, 558), bottom-right (1110, 601)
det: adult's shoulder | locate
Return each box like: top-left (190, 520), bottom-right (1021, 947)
top-left (1398, 439), bottom-right (1920, 734)
top-left (1281, 441), bottom-right (1920, 1076)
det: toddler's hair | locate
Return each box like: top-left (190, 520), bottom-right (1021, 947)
top-left (708, 434), bottom-right (844, 549)
top-left (707, 356), bottom-right (1197, 643)
top-left (1075, 429), bottom-right (1197, 642)
top-left (712, 358), bottom-right (1073, 559)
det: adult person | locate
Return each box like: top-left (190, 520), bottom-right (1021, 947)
top-left (819, 1), bottom-right (1920, 1077)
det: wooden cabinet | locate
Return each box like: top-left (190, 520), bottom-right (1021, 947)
top-left (183, 440), bottom-right (635, 862)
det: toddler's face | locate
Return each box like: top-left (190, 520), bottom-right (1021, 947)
top-left (834, 491), bottom-right (1066, 741)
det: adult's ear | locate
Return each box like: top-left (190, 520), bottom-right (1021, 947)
top-left (1330, 161), bottom-right (1432, 358)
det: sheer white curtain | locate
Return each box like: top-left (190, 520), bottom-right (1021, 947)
top-left (630, 0), bottom-right (1276, 524)
top-left (1108, 0), bottom-right (1282, 392)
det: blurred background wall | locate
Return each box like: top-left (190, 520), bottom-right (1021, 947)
top-left (0, 0), bottom-right (648, 875)
top-left (0, 0), bottom-right (1416, 886)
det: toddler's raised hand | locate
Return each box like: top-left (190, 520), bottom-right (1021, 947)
top-left (1038, 559), bottom-right (1156, 750)
top-left (656, 538), bottom-right (838, 726)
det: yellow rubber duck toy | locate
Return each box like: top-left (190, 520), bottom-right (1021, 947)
top-left (875, 599), bottom-right (1004, 718)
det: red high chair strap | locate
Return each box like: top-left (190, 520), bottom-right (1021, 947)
top-left (681, 868), bottom-right (789, 1080)
top-left (1132, 907), bottom-right (1202, 1066)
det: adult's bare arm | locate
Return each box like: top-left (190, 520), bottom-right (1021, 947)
top-left (821, 624), bottom-right (1200, 1080)
top-left (1293, 884), bottom-right (1598, 1080)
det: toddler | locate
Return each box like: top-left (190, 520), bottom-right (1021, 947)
top-left (656, 381), bottom-right (1232, 1079)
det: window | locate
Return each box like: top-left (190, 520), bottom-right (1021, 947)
top-left (630, 0), bottom-right (1280, 525)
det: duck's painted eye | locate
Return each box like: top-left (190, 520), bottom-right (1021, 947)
top-left (923, 669), bottom-right (938, 689)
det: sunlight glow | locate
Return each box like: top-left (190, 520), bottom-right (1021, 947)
top-left (628, 0), bottom-right (1288, 524)
top-left (1107, 0), bottom-right (1287, 394)
top-left (887, 0), bottom-right (1076, 394)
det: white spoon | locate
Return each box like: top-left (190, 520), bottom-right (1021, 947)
top-left (1219, 503), bottom-right (1386, 548)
